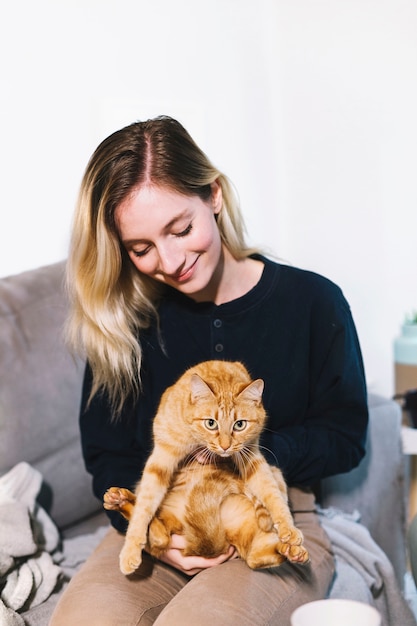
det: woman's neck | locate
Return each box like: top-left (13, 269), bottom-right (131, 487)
top-left (200, 248), bottom-right (264, 305)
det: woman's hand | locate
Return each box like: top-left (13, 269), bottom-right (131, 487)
top-left (159, 534), bottom-right (238, 576)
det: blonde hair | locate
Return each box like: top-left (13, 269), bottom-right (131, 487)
top-left (66, 116), bottom-right (256, 412)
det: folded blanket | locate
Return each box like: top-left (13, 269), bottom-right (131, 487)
top-left (0, 462), bottom-right (108, 625)
top-left (321, 507), bottom-right (416, 626)
top-left (0, 463), bottom-right (62, 624)
top-left (0, 602), bottom-right (25, 626)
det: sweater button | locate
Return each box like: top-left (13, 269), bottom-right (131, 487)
top-left (213, 319), bottom-right (222, 328)
top-left (215, 343), bottom-right (224, 353)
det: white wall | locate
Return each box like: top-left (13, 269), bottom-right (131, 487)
top-left (1, 0), bottom-right (417, 396)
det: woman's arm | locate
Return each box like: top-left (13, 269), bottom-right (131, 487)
top-left (260, 287), bottom-right (368, 486)
top-left (79, 364), bottom-right (147, 533)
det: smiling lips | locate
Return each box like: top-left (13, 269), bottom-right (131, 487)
top-left (173, 256), bottom-right (199, 283)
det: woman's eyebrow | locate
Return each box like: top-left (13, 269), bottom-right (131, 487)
top-left (122, 211), bottom-right (191, 246)
top-left (163, 211), bottom-right (189, 232)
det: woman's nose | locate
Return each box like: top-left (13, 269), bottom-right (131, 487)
top-left (156, 242), bottom-right (184, 276)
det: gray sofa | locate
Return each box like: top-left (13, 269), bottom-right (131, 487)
top-left (0, 261), bottom-right (414, 625)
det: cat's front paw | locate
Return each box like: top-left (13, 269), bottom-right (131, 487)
top-left (103, 487), bottom-right (135, 510)
top-left (119, 539), bottom-right (145, 575)
top-left (103, 487), bottom-right (136, 521)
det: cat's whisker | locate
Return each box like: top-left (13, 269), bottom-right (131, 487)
top-left (230, 449), bottom-right (240, 465)
top-left (180, 448), bottom-right (208, 491)
top-left (212, 453), bottom-right (221, 469)
top-left (239, 448), bottom-right (257, 480)
top-left (240, 445), bottom-right (255, 461)
top-left (208, 450), bottom-right (219, 465)
top-left (183, 448), bottom-right (207, 486)
top-left (257, 444), bottom-right (279, 466)
top-left (240, 456), bottom-right (250, 481)
top-left (233, 448), bottom-right (254, 480)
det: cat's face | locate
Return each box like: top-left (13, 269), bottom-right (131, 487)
top-left (187, 373), bottom-right (266, 458)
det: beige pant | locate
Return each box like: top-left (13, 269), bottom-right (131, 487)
top-left (50, 488), bottom-right (334, 626)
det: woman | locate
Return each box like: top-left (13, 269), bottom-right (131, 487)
top-left (50, 116), bottom-right (368, 625)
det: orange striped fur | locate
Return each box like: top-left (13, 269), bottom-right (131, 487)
top-left (105, 360), bottom-right (309, 574)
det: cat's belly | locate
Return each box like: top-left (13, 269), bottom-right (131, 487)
top-left (158, 464), bottom-right (243, 522)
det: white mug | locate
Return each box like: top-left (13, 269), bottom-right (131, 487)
top-left (291, 599), bottom-right (381, 626)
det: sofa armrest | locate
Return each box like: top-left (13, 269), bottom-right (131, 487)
top-left (319, 394), bottom-right (409, 586)
top-left (0, 262), bottom-right (101, 529)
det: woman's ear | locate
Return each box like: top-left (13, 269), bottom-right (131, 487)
top-left (211, 180), bottom-right (223, 215)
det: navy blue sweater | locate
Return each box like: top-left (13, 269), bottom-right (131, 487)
top-left (80, 257), bottom-right (368, 532)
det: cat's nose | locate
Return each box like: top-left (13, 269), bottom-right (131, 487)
top-left (219, 438), bottom-right (231, 452)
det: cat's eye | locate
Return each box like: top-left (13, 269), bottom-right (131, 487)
top-left (233, 420), bottom-right (247, 431)
top-left (204, 418), bottom-right (218, 431)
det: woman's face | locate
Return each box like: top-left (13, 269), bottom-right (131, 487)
top-left (115, 183), bottom-right (224, 302)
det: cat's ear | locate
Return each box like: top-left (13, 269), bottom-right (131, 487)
top-left (190, 374), bottom-right (215, 403)
top-left (238, 379), bottom-right (264, 405)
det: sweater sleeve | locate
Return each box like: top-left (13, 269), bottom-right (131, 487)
top-left (79, 365), bottom-right (147, 533)
top-left (260, 285), bottom-right (368, 486)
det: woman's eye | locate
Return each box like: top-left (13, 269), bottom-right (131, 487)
top-left (132, 247), bottom-right (150, 258)
top-left (175, 223), bottom-right (193, 237)
top-left (233, 420), bottom-right (247, 431)
top-left (204, 418), bottom-right (218, 431)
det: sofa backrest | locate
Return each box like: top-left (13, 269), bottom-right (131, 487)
top-left (0, 262), bottom-right (101, 528)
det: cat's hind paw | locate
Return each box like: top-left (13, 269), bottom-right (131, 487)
top-left (280, 542), bottom-right (310, 564)
top-left (274, 522), bottom-right (303, 546)
top-left (275, 524), bottom-right (309, 564)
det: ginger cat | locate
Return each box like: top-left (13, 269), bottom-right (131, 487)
top-left (104, 360), bottom-right (309, 574)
